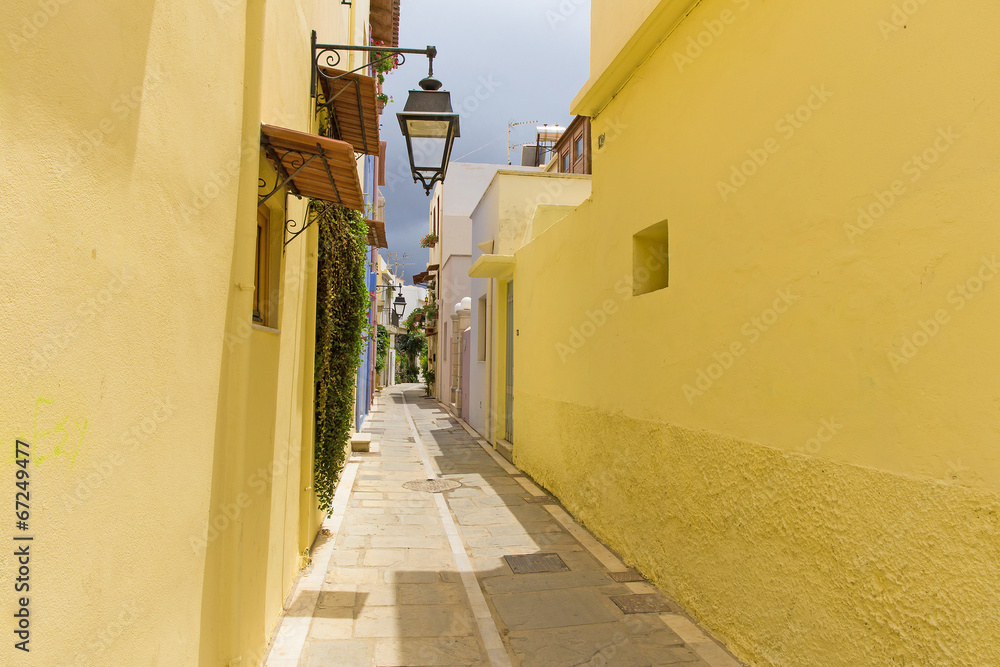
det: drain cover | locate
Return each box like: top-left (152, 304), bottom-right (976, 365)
top-left (522, 496), bottom-right (554, 504)
top-left (609, 593), bottom-right (675, 614)
top-left (608, 569), bottom-right (645, 583)
top-left (402, 478), bottom-right (461, 493)
top-left (503, 553), bottom-right (570, 574)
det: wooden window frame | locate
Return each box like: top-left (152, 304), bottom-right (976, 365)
top-left (254, 206), bottom-right (270, 325)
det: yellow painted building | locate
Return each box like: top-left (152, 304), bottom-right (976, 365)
top-left (512, 0), bottom-right (1000, 665)
top-left (1, 0), bottom-right (391, 663)
top-left (468, 170), bottom-right (592, 452)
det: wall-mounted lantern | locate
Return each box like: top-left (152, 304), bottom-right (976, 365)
top-left (396, 66), bottom-right (460, 195)
top-left (311, 32), bottom-right (458, 195)
top-left (392, 292), bottom-right (408, 320)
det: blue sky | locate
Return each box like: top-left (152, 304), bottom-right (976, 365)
top-left (378, 0), bottom-right (591, 282)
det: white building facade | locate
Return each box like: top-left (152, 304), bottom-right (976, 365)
top-left (468, 170), bottom-right (592, 455)
top-left (425, 163), bottom-right (536, 413)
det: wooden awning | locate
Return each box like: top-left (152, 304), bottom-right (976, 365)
top-left (411, 270), bottom-right (431, 285)
top-left (366, 219), bottom-right (388, 249)
top-left (259, 124), bottom-right (364, 211)
top-left (317, 68), bottom-right (380, 155)
top-left (370, 0), bottom-right (400, 47)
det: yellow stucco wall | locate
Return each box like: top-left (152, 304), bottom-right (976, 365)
top-left (513, 0), bottom-right (1000, 665)
top-left (472, 171), bottom-right (592, 446)
top-left (588, 0), bottom-right (661, 84)
top-left (2, 0), bottom-right (365, 664)
top-left (201, 0), bottom-right (368, 663)
top-left (1, 0), bottom-right (247, 663)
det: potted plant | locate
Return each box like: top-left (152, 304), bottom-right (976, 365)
top-left (420, 233), bottom-right (438, 248)
top-left (376, 82), bottom-right (392, 114)
top-left (370, 40), bottom-right (397, 112)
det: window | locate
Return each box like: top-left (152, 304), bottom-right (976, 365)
top-left (253, 203), bottom-right (280, 327)
top-left (632, 219), bottom-right (669, 296)
top-left (477, 295), bottom-right (487, 361)
top-left (574, 136), bottom-right (584, 159)
top-left (254, 206), bottom-right (270, 324)
top-left (561, 152), bottom-right (570, 173)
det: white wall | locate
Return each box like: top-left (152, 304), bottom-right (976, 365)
top-left (399, 284), bottom-right (427, 319)
top-left (443, 163), bottom-right (537, 215)
top-left (468, 170), bottom-right (592, 439)
top-left (469, 177), bottom-right (503, 437)
top-left (429, 163), bottom-right (532, 406)
top-left (437, 255), bottom-right (471, 403)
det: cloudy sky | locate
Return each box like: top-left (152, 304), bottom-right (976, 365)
top-left (378, 0), bottom-right (591, 283)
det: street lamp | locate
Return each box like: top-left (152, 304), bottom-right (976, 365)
top-left (309, 33), bottom-right (459, 195)
top-left (392, 293), bottom-right (408, 320)
top-left (397, 64), bottom-right (460, 195)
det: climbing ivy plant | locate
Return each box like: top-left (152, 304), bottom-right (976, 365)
top-left (314, 201), bottom-right (369, 510)
top-left (375, 324), bottom-right (389, 375)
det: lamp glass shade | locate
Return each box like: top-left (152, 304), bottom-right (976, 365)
top-left (397, 88), bottom-right (460, 194)
top-left (406, 118), bottom-right (452, 138)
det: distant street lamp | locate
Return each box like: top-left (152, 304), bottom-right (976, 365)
top-left (392, 293), bottom-right (408, 320)
top-left (397, 63), bottom-right (460, 195)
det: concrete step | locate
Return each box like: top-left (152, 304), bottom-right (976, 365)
top-left (496, 439), bottom-right (514, 463)
top-left (350, 433), bottom-right (372, 452)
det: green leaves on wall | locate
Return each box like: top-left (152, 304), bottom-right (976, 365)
top-left (314, 202), bottom-right (369, 510)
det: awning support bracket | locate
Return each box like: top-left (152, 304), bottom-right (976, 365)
top-left (259, 135), bottom-right (316, 206)
top-left (284, 200), bottom-right (333, 249)
top-left (258, 124), bottom-right (362, 249)
top-left (259, 134), bottom-right (344, 249)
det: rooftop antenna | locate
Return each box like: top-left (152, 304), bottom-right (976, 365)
top-left (388, 252), bottom-right (409, 284)
top-left (507, 120), bottom-right (538, 165)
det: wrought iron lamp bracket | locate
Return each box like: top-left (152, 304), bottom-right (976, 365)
top-left (310, 30), bottom-right (436, 100)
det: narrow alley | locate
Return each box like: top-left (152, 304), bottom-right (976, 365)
top-left (264, 385), bottom-right (743, 667)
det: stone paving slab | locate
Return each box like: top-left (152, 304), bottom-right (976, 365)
top-left (483, 570), bottom-right (620, 595)
top-left (264, 385), bottom-right (743, 667)
top-left (491, 588), bottom-right (622, 631)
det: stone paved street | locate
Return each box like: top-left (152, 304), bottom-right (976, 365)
top-left (265, 385), bottom-right (744, 667)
